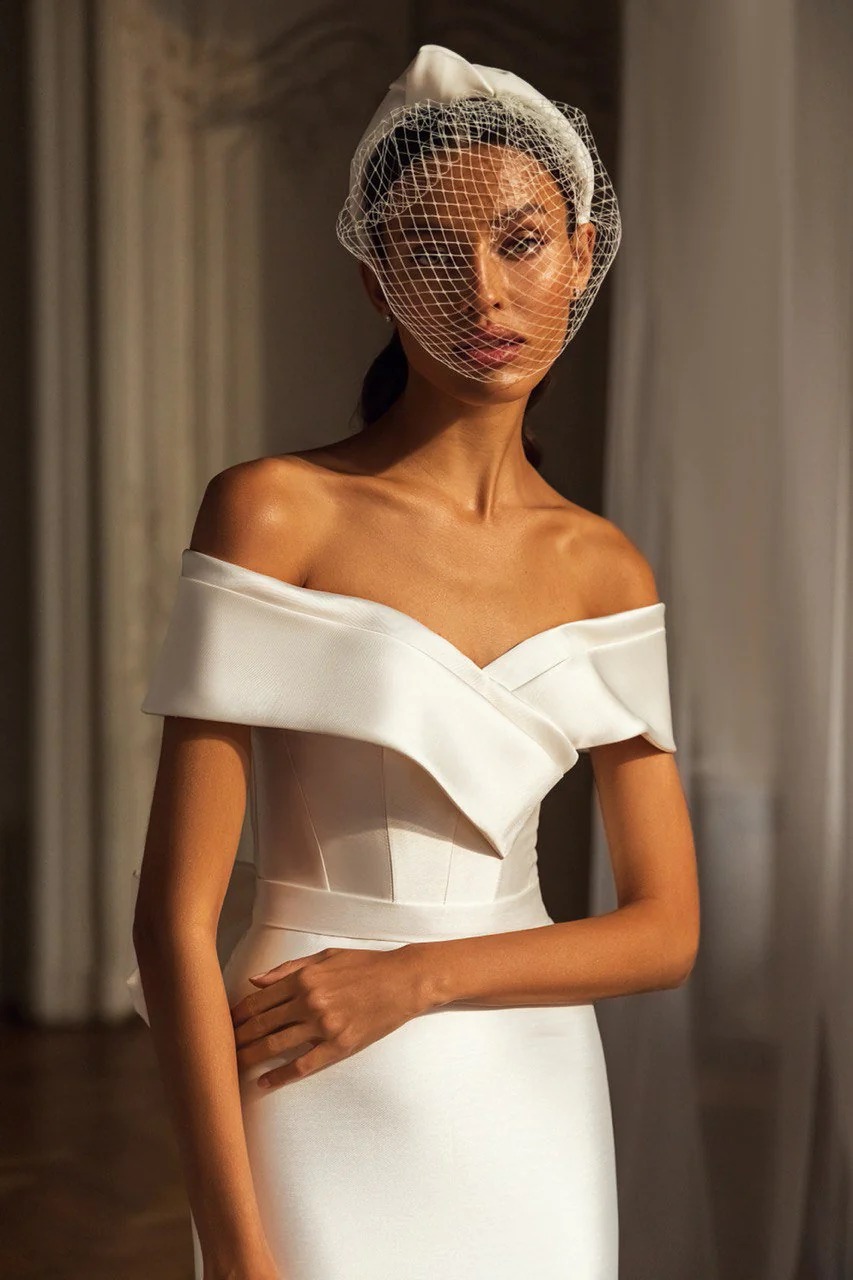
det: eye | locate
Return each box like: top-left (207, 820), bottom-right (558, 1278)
top-left (409, 245), bottom-right (464, 270)
top-left (501, 232), bottom-right (548, 258)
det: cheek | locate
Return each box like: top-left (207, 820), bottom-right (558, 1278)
top-left (382, 266), bottom-right (452, 322)
top-left (514, 267), bottom-right (575, 352)
top-left (513, 253), bottom-right (575, 312)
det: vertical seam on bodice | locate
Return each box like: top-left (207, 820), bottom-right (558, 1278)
top-left (281, 728), bottom-right (327, 888)
top-left (442, 812), bottom-right (462, 905)
top-left (379, 746), bottom-right (395, 901)
top-left (248, 731), bottom-right (260, 855)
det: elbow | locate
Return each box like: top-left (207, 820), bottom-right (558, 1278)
top-left (132, 911), bottom-right (176, 960)
top-left (667, 935), bottom-right (699, 988)
top-left (132, 911), bottom-right (216, 958)
top-left (131, 907), bottom-right (160, 955)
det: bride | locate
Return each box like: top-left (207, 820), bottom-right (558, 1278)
top-left (129, 43), bottom-right (699, 1280)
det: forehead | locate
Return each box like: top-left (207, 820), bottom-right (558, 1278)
top-left (386, 142), bottom-right (564, 230)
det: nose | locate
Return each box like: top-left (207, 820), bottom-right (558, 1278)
top-left (460, 237), bottom-right (507, 318)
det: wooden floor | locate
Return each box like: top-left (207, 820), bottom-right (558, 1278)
top-left (1, 1020), bottom-right (194, 1280)
top-left (0, 1019), bottom-right (773, 1279)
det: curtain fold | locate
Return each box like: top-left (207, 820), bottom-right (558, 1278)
top-left (593, 1), bottom-right (852, 1274)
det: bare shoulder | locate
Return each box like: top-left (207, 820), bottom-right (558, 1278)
top-left (567, 506), bottom-right (662, 616)
top-left (188, 453), bottom-right (334, 581)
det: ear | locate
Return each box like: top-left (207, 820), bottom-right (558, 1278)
top-left (572, 220), bottom-right (596, 294)
top-left (359, 261), bottom-right (388, 319)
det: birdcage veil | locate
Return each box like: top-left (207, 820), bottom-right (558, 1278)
top-left (335, 44), bottom-right (622, 384)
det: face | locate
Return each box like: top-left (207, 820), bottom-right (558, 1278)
top-left (361, 142), bottom-right (595, 403)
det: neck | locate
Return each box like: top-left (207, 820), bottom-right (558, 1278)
top-left (356, 367), bottom-right (537, 515)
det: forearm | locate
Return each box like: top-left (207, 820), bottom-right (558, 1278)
top-left (133, 926), bottom-right (275, 1274)
top-left (407, 899), bottom-right (696, 1011)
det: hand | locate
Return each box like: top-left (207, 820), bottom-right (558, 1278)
top-left (229, 944), bottom-right (429, 1089)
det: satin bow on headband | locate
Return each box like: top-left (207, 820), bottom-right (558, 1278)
top-left (351, 43), bottom-right (595, 224)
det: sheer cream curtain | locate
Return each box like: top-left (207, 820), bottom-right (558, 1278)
top-left (590, 1), bottom-right (852, 1276)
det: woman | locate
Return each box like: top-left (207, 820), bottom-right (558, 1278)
top-left (129, 44), bottom-right (699, 1280)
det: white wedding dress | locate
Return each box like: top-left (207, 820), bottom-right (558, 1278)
top-left (126, 548), bottom-right (677, 1280)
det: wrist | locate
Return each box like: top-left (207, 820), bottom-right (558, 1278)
top-left (399, 940), bottom-right (456, 1013)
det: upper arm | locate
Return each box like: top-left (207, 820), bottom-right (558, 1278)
top-left (133, 457), bottom-right (320, 944)
top-left (590, 738), bottom-right (699, 976)
top-left (586, 520), bottom-right (699, 973)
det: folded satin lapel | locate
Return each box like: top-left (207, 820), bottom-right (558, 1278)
top-left (513, 623), bottom-right (677, 754)
top-left (583, 626), bottom-right (676, 751)
top-left (140, 572), bottom-right (579, 858)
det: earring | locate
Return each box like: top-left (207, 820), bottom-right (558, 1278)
top-left (384, 313), bottom-right (393, 324)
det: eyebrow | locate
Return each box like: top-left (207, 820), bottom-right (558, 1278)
top-left (396, 201), bottom-right (550, 237)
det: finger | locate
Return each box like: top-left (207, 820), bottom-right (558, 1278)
top-left (233, 1004), bottom-right (301, 1050)
top-left (230, 967), bottom-right (310, 1026)
top-left (239, 948), bottom-right (342, 1003)
top-left (237, 1020), bottom-right (320, 1070)
top-left (247, 946), bottom-right (345, 985)
top-left (246, 954), bottom-right (315, 986)
top-left (257, 1039), bottom-right (340, 1089)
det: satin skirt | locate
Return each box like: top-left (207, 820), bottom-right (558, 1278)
top-left (189, 878), bottom-right (619, 1280)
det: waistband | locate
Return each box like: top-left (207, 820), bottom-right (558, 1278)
top-left (251, 876), bottom-right (553, 943)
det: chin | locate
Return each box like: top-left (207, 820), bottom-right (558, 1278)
top-left (455, 375), bottom-right (539, 406)
top-left (406, 341), bottom-right (550, 405)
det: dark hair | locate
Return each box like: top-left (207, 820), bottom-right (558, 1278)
top-left (357, 327), bottom-right (553, 469)
top-left (353, 98), bottom-right (575, 472)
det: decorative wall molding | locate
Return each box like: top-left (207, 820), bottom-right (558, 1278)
top-left (115, 0), bottom-right (391, 168)
top-left (414, 0), bottom-right (620, 111)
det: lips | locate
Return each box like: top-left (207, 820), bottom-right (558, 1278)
top-left (456, 325), bottom-right (526, 354)
top-left (455, 330), bottom-right (527, 369)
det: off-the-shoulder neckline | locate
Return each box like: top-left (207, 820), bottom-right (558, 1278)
top-left (180, 548), bottom-right (666, 680)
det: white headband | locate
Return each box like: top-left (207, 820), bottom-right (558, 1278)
top-left (349, 44), bottom-right (595, 224)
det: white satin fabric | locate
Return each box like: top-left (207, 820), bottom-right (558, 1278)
top-left (351, 43), bottom-right (595, 223)
top-left (128, 548), bottom-right (677, 1280)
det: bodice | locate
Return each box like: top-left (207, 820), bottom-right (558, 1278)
top-left (126, 549), bottom-right (677, 1022)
